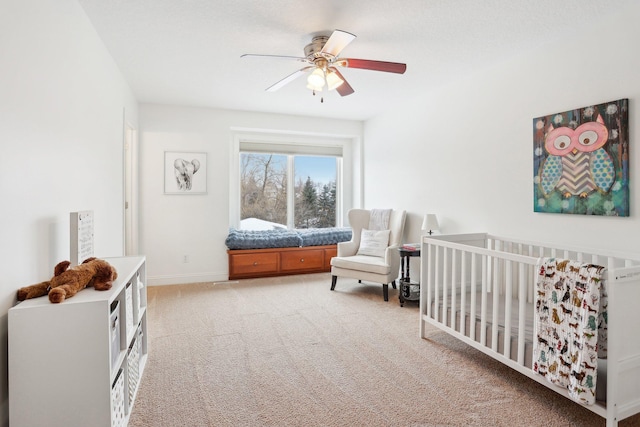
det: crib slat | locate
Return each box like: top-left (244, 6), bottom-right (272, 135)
top-left (460, 251), bottom-right (467, 337)
top-left (434, 246), bottom-right (440, 322)
top-left (470, 253), bottom-right (477, 341)
top-left (451, 249), bottom-right (457, 329)
top-left (504, 260), bottom-right (512, 359)
top-left (426, 243), bottom-right (432, 319)
top-left (491, 256), bottom-right (500, 353)
top-left (527, 263), bottom-right (534, 304)
top-left (443, 248), bottom-right (449, 325)
top-left (517, 262), bottom-right (527, 365)
top-left (480, 255), bottom-right (488, 346)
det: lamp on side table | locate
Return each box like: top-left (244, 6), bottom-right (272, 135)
top-left (421, 214), bottom-right (439, 236)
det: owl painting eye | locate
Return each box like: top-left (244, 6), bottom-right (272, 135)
top-left (579, 130), bottom-right (599, 146)
top-left (553, 135), bottom-right (571, 150)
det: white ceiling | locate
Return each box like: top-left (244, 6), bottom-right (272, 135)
top-left (77, 0), bottom-right (632, 121)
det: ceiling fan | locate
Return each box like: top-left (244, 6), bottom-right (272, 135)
top-left (241, 30), bottom-right (407, 101)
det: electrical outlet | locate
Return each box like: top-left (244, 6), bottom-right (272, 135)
top-left (183, 255), bottom-right (189, 263)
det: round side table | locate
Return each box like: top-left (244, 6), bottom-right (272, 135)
top-left (398, 246), bottom-right (420, 307)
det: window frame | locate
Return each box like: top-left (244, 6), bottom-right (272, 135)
top-left (230, 129), bottom-right (358, 229)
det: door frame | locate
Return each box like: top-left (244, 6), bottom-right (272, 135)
top-left (123, 120), bottom-right (139, 255)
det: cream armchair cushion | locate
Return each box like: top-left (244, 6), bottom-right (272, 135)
top-left (330, 209), bottom-right (406, 301)
top-left (356, 229), bottom-right (390, 257)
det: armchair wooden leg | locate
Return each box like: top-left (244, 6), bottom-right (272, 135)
top-left (331, 275), bottom-right (337, 291)
top-left (383, 284), bottom-right (389, 301)
top-left (391, 280), bottom-right (397, 290)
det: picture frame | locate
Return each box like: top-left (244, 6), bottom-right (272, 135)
top-left (533, 98), bottom-right (629, 216)
top-left (164, 151), bottom-right (207, 194)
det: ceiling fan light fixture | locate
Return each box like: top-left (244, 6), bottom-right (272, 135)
top-left (307, 68), bottom-right (325, 88)
top-left (326, 70), bottom-right (344, 90)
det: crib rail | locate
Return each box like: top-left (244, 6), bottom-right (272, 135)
top-left (420, 233), bottom-right (539, 366)
top-left (485, 233), bottom-right (640, 270)
top-left (419, 233), bottom-right (640, 427)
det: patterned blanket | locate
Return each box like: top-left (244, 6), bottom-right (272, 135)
top-left (532, 258), bottom-right (607, 405)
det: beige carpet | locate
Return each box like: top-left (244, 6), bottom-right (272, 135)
top-left (129, 273), bottom-right (640, 427)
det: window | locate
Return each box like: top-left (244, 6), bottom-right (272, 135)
top-left (230, 130), bottom-right (359, 231)
top-left (240, 153), bottom-right (288, 228)
top-left (294, 156), bottom-right (337, 228)
top-left (239, 153), bottom-right (338, 229)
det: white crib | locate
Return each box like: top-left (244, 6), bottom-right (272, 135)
top-left (420, 233), bottom-right (640, 427)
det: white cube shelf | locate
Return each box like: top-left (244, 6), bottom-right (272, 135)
top-left (9, 256), bottom-right (147, 427)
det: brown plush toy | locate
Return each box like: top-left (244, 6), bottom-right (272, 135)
top-left (17, 257), bottom-right (118, 303)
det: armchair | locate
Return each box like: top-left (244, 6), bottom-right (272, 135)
top-left (330, 209), bottom-right (406, 301)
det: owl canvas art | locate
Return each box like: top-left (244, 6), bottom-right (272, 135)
top-left (533, 99), bottom-right (629, 216)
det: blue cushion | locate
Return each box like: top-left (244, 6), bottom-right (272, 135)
top-left (297, 228), bottom-right (352, 247)
top-left (225, 228), bottom-right (302, 250)
top-left (225, 227), bottom-right (353, 250)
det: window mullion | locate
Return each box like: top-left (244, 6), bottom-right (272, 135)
top-left (287, 155), bottom-right (295, 228)
top-left (336, 157), bottom-right (342, 227)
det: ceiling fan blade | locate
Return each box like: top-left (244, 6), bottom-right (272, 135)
top-left (266, 67), bottom-right (313, 92)
top-left (320, 30), bottom-right (356, 57)
top-left (331, 69), bottom-right (354, 96)
top-left (241, 54), bottom-right (307, 62)
top-left (338, 58), bottom-right (407, 74)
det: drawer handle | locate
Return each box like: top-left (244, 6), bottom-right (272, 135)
top-left (300, 258), bottom-right (304, 262)
top-left (253, 262), bottom-right (258, 266)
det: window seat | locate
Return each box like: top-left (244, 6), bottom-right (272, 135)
top-left (226, 227), bottom-right (352, 280)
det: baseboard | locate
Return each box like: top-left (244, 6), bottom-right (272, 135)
top-left (147, 272), bottom-right (228, 286)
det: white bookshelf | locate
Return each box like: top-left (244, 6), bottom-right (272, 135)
top-left (8, 256), bottom-right (147, 427)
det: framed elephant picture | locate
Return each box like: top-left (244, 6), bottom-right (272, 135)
top-left (164, 151), bottom-right (207, 194)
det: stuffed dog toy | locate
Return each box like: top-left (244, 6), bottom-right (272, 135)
top-left (17, 257), bottom-right (118, 303)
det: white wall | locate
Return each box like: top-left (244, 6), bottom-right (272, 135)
top-left (365, 2), bottom-right (640, 255)
top-left (139, 104), bottom-right (363, 285)
top-left (0, 1), bottom-right (138, 425)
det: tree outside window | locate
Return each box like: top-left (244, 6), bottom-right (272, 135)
top-left (240, 153), bottom-right (337, 229)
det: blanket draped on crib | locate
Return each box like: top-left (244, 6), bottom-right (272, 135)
top-left (532, 258), bottom-right (607, 405)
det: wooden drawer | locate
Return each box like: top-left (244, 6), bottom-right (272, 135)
top-left (281, 249), bottom-right (324, 272)
top-left (324, 247), bottom-right (337, 270)
top-left (227, 244), bottom-right (337, 279)
top-left (229, 252), bottom-right (279, 276)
